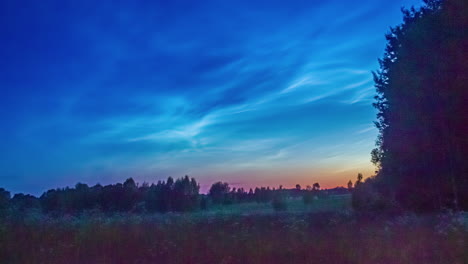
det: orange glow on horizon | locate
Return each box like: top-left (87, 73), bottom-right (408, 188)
top-left (197, 165), bottom-right (376, 193)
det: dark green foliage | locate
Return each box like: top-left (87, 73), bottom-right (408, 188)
top-left (144, 181), bottom-right (168, 213)
top-left (208, 182), bottom-right (230, 204)
top-left (200, 195), bottom-right (209, 210)
top-left (272, 194), bottom-right (288, 211)
top-left (0, 188), bottom-right (10, 217)
top-left (371, 0), bottom-right (468, 212)
top-left (172, 176), bottom-right (200, 211)
top-left (303, 191), bottom-right (314, 205)
top-left (38, 176), bottom-right (201, 214)
top-left (3, 178), bottom-right (328, 216)
top-left (303, 182), bottom-right (324, 204)
top-left (10, 194), bottom-right (41, 212)
top-left (352, 176), bottom-right (394, 212)
top-left (254, 187), bottom-right (274, 203)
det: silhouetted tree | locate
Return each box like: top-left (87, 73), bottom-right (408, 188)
top-left (303, 190), bottom-right (313, 205)
top-left (208, 182), bottom-right (230, 204)
top-left (0, 188), bottom-right (10, 217)
top-left (272, 193), bottom-right (287, 211)
top-left (352, 177), bottom-right (391, 212)
top-left (163, 178), bottom-right (181, 210)
top-left (313, 183), bottom-right (320, 191)
top-left (145, 181), bottom-right (167, 212)
top-left (40, 189), bottom-right (61, 213)
top-left (172, 176), bottom-right (200, 211)
top-left (371, 0), bottom-right (468, 211)
top-left (355, 173), bottom-right (363, 187)
top-left (254, 187), bottom-right (274, 203)
top-left (36, 176), bottom-right (203, 214)
top-left (200, 195), bottom-right (208, 210)
top-left (121, 178), bottom-right (138, 211)
top-left (10, 193), bottom-right (40, 212)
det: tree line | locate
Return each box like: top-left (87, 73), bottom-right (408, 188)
top-left (0, 177), bottom-right (330, 216)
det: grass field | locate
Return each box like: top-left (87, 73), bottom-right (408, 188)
top-left (1, 195), bottom-right (467, 264)
top-left (202, 195), bottom-right (351, 215)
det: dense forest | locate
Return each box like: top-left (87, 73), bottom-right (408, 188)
top-left (354, 0), bottom-right (467, 213)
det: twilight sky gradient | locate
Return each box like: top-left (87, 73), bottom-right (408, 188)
top-left (1, 0), bottom-right (422, 195)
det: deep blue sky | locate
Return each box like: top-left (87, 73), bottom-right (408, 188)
top-left (1, 0), bottom-right (422, 194)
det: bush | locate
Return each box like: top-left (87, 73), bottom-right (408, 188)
top-left (352, 178), bottom-right (395, 213)
top-left (200, 196), bottom-right (209, 210)
top-left (303, 191), bottom-right (315, 205)
top-left (0, 188), bottom-right (10, 218)
top-left (272, 196), bottom-right (287, 211)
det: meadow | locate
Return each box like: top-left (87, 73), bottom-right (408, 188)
top-left (1, 195), bottom-right (467, 264)
top-left (2, 0), bottom-right (467, 263)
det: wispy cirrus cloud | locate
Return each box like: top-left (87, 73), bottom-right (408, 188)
top-left (0, 0), bottom-right (422, 194)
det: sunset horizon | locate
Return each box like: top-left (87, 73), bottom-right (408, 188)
top-left (2, 0), bottom-right (420, 195)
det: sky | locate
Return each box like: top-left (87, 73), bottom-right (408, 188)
top-left (1, 0), bottom-right (423, 195)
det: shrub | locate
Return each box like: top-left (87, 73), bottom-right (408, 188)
top-left (352, 178), bottom-right (395, 213)
top-left (303, 191), bottom-right (314, 205)
top-left (272, 196), bottom-right (287, 211)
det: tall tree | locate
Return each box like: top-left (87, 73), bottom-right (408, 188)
top-left (372, 0), bottom-right (467, 211)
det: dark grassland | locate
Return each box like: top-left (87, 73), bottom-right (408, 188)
top-left (1, 196), bottom-right (467, 264)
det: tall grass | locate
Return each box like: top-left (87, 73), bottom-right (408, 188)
top-left (1, 209), bottom-right (466, 264)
